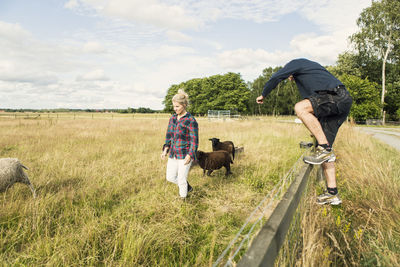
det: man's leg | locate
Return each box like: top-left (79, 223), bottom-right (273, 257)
top-left (296, 99), bottom-right (336, 164)
top-left (295, 99), bottom-right (341, 204)
top-left (322, 161), bottom-right (336, 188)
top-left (294, 99), bottom-right (329, 146)
top-left (317, 161), bottom-right (342, 205)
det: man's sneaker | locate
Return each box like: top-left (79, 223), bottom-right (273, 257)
top-left (316, 192), bottom-right (342, 205)
top-left (187, 183), bottom-right (193, 193)
top-left (303, 146), bottom-right (335, 165)
top-left (327, 155), bottom-right (336, 163)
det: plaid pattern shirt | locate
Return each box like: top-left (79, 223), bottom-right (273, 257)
top-left (164, 113), bottom-right (199, 160)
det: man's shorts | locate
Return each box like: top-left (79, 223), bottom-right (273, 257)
top-left (308, 86), bottom-right (353, 146)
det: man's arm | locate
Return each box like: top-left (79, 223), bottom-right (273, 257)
top-left (261, 60), bottom-right (300, 97)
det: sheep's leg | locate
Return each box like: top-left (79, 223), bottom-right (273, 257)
top-left (224, 164), bottom-right (232, 176)
top-left (203, 169), bottom-right (206, 176)
top-left (207, 170), bottom-right (213, 176)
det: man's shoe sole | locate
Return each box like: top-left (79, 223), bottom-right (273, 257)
top-left (317, 199), bottom-right (342, 205)
top-left (303, 158), bottom-right (329, 165)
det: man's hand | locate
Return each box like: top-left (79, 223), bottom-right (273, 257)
top-left (256, 95), bottom-right (264, 104)
top-left (184, 154), bottom-right (191, 165)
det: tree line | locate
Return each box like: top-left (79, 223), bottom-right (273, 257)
top-left (163, 0), bottom-right (400, 123)
top-left (1, 108), bottom-right (160, 114)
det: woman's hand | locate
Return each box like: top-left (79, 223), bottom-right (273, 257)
top-left (161, 148), bottom-right (169, 160)
top-left (184, 154), bottom-right (191, 165)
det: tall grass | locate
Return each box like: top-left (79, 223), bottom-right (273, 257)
top-left (1, 116), bottom-right (399, 266)
top-left (0, 116), bottom-right (305, 266)
top-left (298, 124), bottom-right (400, 266)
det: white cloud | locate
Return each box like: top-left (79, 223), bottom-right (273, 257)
top-left (0, 21), bottom-right (31, 43)
top-left (64, 0), bottom-right (79, 9)
top-left (216, 48), bottom-right (296, 81)
top-left (288, 32), bottom-right (348, 64)
top-left (189, 0), bottom-right (303, 23)
top-left (76, 69), bottom-right (110, 81)
top-left (300, 0), bottom-right (368, 33)
top-left (131, 45), bottom-right (196, 62)
top-left (166, 30), bottom-right (192, 42)
top-left (83, 41), bottom-right (107, 53)
top-left (209, 0), bottom-right (371, 76)
top-left (68, 0), bottom-right (302, 31)
top-left (102, 0), bottom-right (201, 30)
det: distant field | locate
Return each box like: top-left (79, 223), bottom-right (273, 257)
top-left (1, 114), bottom-right (399, 266)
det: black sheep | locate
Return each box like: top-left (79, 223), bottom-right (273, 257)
top-left (209, 138), bottom-right (235, 161)
top-left (196, 150), bottom-right (233, 176)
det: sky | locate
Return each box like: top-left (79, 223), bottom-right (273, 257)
top-left (0, 0), bottom-right (372, 110)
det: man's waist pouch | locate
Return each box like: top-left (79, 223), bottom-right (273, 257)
top-left (317, 85), bottom-right (346, 95)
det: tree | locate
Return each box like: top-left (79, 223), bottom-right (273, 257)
top-left (350, 0), bottom-right (400, 123)
top-left (385, 80), bottom-right (400, 121)
top-left (327, 52), bottom-right (363, 78)
top-left (340, 74), bottom-right (381, 122)
top-left (163, 73), bottom-right (250, 115)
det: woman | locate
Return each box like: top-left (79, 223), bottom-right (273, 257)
top-left (161, 89), bottom-right (199, 199)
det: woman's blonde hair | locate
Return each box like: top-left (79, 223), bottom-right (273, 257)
top-left (172, 89), bottom-right (189, 107)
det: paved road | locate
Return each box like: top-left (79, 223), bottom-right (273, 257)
top-left (357, 127), bottom-right (400, 151)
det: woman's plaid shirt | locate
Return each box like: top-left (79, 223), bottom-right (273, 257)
top-left (164, 113), bottom-right (199, 160)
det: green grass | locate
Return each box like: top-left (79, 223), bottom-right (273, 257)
top-left (0, 115), bottom-right (304, 266)
top-left (298, 124), bottom-right (400, 266)
top-left (1, 115), bottom-right (399, 266)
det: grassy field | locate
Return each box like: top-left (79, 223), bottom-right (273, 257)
top-left (0, 114), bottom-right (399, 266)
top-left (299, 123), bottom-right (400, 266)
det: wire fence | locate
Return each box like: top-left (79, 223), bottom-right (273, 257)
top-left (273, 166), bottom-right (315, 266)
top-left (212, 151), bottom-right (310, 267)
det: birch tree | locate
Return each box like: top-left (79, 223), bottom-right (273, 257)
top-left (351, 0), bottom-right (400, 124)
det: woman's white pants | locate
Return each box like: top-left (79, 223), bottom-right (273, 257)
top-left (166, 157), bottom-right (192, 197)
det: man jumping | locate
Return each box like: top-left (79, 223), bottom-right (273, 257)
top-left (256, 58), bottom-right (352, 205)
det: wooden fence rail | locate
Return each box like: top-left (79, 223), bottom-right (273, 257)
top-left (237, 163), bottom-right (313, 267)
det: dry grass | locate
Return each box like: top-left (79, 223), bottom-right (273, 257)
top-left (0, 115), bottom-right (306, 266)
top-left (1, 116), bottom-right (399, 266)
top-left (298, 124), bottom-right (400, 266)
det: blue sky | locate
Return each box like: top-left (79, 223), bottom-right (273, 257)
top-left (0, 0), bottom-right (371, 110)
